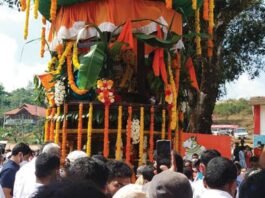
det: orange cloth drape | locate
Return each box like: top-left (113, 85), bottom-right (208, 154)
top-left (55, 0), bottom-right (182, 40)
top-left (117, 20), bottom-right (134, 50)
top-left (185, 57), bottom-right (200, 92)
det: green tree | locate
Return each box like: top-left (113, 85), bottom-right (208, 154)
top-left (187, 0), bottom-right (265, 133)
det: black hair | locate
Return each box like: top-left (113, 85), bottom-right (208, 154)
top-left (142, 165), bottom-right (154, 181)
top-left (200, 149), bottom-right (221, 166)
top-left (205, 157), bottom-right (237, 189)
top-left (174, 152), bottom-right (184, 173)
top-left (234, 161), bottom-right (242, 171)
top-left (11, 142), bottom-right (32, 156)
top-left (192, 153), bottom-right (199, 158)
top-left (250, 156), bottom-right (259, 163)
top-left (32, 178), bottom-right (106, 198)
top-left (35, 153), bottom-right (60, 178)
top-left (183, 167), bottom-right (193, 181)
top-left (92, 154), bottom-right (108, 163)
top-left (69, 157), bottom-right (109, 189)
top-left (239, 170), bottom-right (265, 198)
top-left (106, 160), bottom-right (132, 181)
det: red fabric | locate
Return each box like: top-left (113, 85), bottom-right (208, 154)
top-left (253, 105), bottom-right (261, 134)
top-left (152, 26), bottom-right (168, 85)
top-left (185, 57), bottom-right (199, 92)
top-left (117, 20), bottom-right (134, 50)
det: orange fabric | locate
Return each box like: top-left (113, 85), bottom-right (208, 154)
top-left (38, 73), bottom-right (55, 90)
top-left (166, 0), bottom-right (172, 8)
top-left (55, 0), bottom-right (182, 36)
top-left (185, 57), bottom-right (200, 92)
top-left (117, 20), bottom-right (134, 50)
top-left (152, 26), bottom-right (168, 85)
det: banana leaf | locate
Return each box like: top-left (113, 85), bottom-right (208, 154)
top-left (77, 42), bottom-right (106, 90)
top-left (134, 32), bottom-right (181, 48)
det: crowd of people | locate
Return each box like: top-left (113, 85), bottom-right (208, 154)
top-left (0, 141), bottom-right (264, 198)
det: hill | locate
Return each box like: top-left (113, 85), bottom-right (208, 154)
top-left (213, 99), bottom-right (253, 135)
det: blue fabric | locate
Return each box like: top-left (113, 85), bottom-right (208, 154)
top-left (0, 160), bottom-right (19, 195)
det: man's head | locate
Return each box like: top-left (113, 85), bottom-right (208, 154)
top-left (142, 165), bottom-right (154, 182)
top-left (106, 160), bottom-right (132, 197)
top-left (147, 170), bottom-right (192, 198)
top-left (199, 149), bottom-right (221, 175)
top-left (35, 153), bottom-right (60, 184)
top-left (249, 156), bottom-right (259, 169)
top-left (69, 157), bottom-right (109, 191)
top-left (41, 143), bottom-right (60, 157)
top-left (239, 170), bottom-right (265, 198)
top-left (205, 157), bottom-right (237, 196)
top-left (11, 143), bottom-right (32, 163)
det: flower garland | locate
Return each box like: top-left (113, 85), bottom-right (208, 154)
top-left (138, 107), bottom-right (144, 166)
top-left (23, 0), bottom-right (30, 40)
top-left (165, 85), bottom-right (173, 105)
top-left (149, 106), bottom-right (154, 162)
top-left (54, 80), bottom-right (66, 106)
top-left (52, 42), bottom-right (73, 75)
top-left (168, 56), bottom-right (177, 131)
top-left (131, 119), bottom-right (140, 144)
top-left (20, 0), bottom-right (26, 11)
top-left (49, 107), bottom-right (56, 141)
top-left (115, 105), bottom-right (123, 160)
top-left (86, 103), bottom-right (93, 156)
top-left (77, 103), bottom-right (83, 150)
top-left (208, 0), bottom-right (215, 57)
top-left (165, 0), bottom-right (172, 9)
top-left (50, 0), bottom-right (57, 21)
top-left (167, 107), bottom-right (172, 141)
top-left (62, 104), bottom-right (68, 162)
top-left (44, 108), bottom-right (51, 142)
top-left (195, 8), bottom-right (202, 55)
top-left (203, 0), bottom-right (209, 21)
top-left (126, 106), bottom-right (132, 164)
top-left (103, 104), bottom-right (110, 157)
top-left (142, 136), bottom-right (148, 164)
top-left (67, 54), bottom-right (89, 95)
top-left (56, 44), bottom-right (64, 59)
top-left (161, 109), bottom-right (166, 139)
top-left (34, 0), bottom-right (39, 19)
top-left (192, 0), bottom-right (197, 10)
top-left (54, 106), bottom-right (61, 144)
top-left (40, 17), bottom-right (46, 58)
top-left (97, 80), bottom-right (115, 104)
top-left (73, 43), bottom-right (81, 70)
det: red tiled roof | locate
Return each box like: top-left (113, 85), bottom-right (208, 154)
top-left (4, 104), bottom-right (46, 117)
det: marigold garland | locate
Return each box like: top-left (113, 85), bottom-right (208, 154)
top-left (73, 43), bottom-right (81, 69)
top-left (23, 0), bottom-right (30, 40)
top-left (103, 104), bottom-right (110, 157)
top-left (20, 0), bottom-right (26, 11)
top-left (167, 107), bottom-right (172, 141)
top-left (138, 107), bottom-right (144, 166)
top-left (126, 106), bottom-right (132, 163)
top-left (67, 54), bottom-right (89, 95)
top-left (44, 108), bottom-right (51, 142)
top-left (49, 107), bottom-right (56, 141)
top-left (192, 0), bottom-right (197, 10)
top-left (50, 0), bottom-right (57, 21)
top-left (165, 0), bottom-right (172, 9)
top-left (86, 103), bottom-right (93, 156)
top-left (62, 104), bottom-right (68, 162)
top-left (115, 106), bottom-right (123, 160)
top-left (203, 0), bottom-right (209, 21)
top-left (40, 27), bottom-right (46, 58)
top-left (149, 106), bottom-right (154, 162)
top-left (56, 44), bottom-right (64, 58)
top-left (195, 8), bottom-right (202, 55)
top-left (208, 0), bottom-right (215, 57)
top-left (161, 109), bottom-right (166, 139)
top-left (34, 0), bottom-right (39, 19)
top-left (54, 106), bottom-right (61, 144)
top-left (77, 103), bottom-right (83, 150)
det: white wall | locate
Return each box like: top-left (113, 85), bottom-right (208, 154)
top-left (260, 105), bottom-right (265, 135)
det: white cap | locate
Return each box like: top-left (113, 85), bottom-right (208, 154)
top-left (66, 150), bottom-right (87, 164)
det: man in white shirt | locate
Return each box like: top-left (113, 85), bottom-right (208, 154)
top-left (192, 149), bottom-right (221, 198)
top-left (13, 143), bottom-right (60, 198)
top-left (202, 157), bottom-right (237, 198)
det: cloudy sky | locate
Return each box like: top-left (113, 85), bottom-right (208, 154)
top-left (0, 6), bottom-right (264, 99)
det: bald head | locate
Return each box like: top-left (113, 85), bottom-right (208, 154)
top-left (42, 143), bottom-right (60, 157)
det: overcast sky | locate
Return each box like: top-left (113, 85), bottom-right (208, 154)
top-left (0, 6), bottom-right (264, 99)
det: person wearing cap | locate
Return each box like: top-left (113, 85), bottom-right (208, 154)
top-left (113, 184), bottom-right (146, 198)
top-left (0, 143), bottom-right (31, 198)
top-left (13, 142), bottom-right (60, 198)
top-left (203, 157), bottom-right (237, 198)
top-left (147, 170), bottom-right (192, 198)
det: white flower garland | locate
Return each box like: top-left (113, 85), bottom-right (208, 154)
top-left (131, 119), bottom-right (140, 144)
top-left (54, 80), bottom-right (66, 106)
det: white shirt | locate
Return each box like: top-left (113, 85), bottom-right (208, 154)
top-left (201, 189), bottom-right (233, 198)
top-left (192, 179), bottom-right (206, 198)
top-left (28, 183), bottom-right (43, 198)
top-left (13, 158), bottom-right (36, 198)
top-left (0, 185), bottom-right (5, 198)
